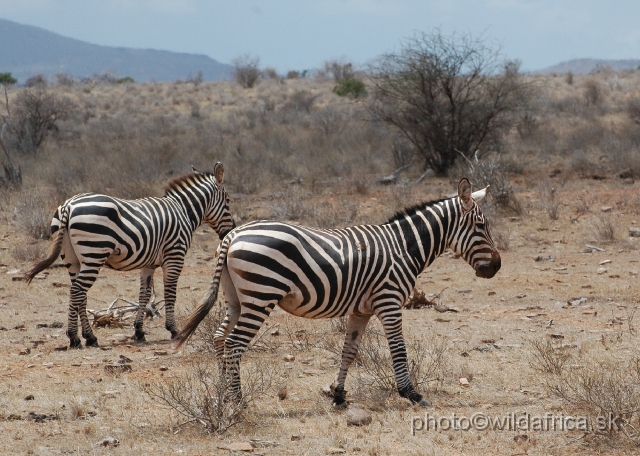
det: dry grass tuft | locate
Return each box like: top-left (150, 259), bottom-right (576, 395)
top-left (141, 357), bottom-right (276, 434)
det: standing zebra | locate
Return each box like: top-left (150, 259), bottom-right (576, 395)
top-left (25, 163), bottom-right (235, 349)
top-left (175, 178), bottom-right (500, 407)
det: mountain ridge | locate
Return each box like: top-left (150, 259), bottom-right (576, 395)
top-left (0, 18), bottom-right (232, 83)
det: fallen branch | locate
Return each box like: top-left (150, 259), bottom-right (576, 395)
top-left (379, 163), bottom-right (411, 185)
top-left (88, 294), bottom-right (165, 328)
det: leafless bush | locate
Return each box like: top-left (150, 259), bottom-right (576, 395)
top-left (270, 188), bottom-right (309, 221)
top-left (11, 243), bottom-right (46, 262)
top-left (306, 200), bottom-right (358, 229)
top-left (527, 336), bottom-right (573, 375)
top-left (565, 71), bottom-right (574, 85)
top-left (627, 97), bottom-right (640, 125)
top-left (7, 86), bottom-right (75, 154)
top-left (569, 151), bottom-right (598, 178)
top-left (142, 358), bottom-right (275, 434)
top-left (489, 222), bottom-right (510, 251)
top-left (532, 342), bottom-right (640, 445)
top-left (24, 74), bottom-right (47, 88)
top-left (537, 182), bottom-right (561, 220)
top-left (233, 54), bottom-right (261, 89)
top-left (585, 79), bottom-right (601, 106)
top-left (14, 191), bottom-right (53, 239)
top-left (455, 152), bottom-right (521, 214)
top-left (592, 213), bottom-right (617, 243)
top-left (286, 90), bottom-right (320, 114)
top-left (324, 60), bottom-right (356, 83)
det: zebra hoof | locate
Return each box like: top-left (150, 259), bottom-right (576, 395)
top-left (332, 396), bottom-right (348, 408)
top-left (69, 337), bottom-right (82, 349)
top-left (134, 330), bottom-right (146, 342)
top-left (85, 335), bottom-right (99, 347)
top-left (417, 398), bottom-right (431, 408)
top-left (408, 392), bottom-right (430, 408)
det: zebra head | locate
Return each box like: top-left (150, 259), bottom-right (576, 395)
top-left (449, 178), bottom-right (501, 279)
top-left (202, 162), bottom-right (236, 239)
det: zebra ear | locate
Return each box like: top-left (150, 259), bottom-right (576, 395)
top-left (458, 178), bottom-right (473, 211)
top-left (472, 185), bottom-right (489, 202)
top-left (214, 162), bottom-right (224, 185)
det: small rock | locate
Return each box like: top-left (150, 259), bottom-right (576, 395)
top-left (326, 447), bottom-right (346, 454)
top-left (346, 404), bottom-right (372, 426)
top-left (19, 348), bottom-right (31, 355)
top-left (568, 297), bottom-right (588, 306)
top-left (291, 434), bottom-right (303, 441)
top-left (553, 301), bottom-right (566, 310)
top-left (118, 355), bottom-right (133, 364)
top-left (283, 354), bottom-right (295, 362)
top-left (25, 395), bottom-right (34, 400)
top-left (601, 206), bottom-right (613, 213)
top-left (227, 442), bottom-right (253, 452)
top-left (459, 377), bottom-right (470, 387)
top-left (55, 345), bottom-right (68, 351)
top-left (599, 259), bottom-right (612, 265)
top-left (515, 293), bottom-right (526, 299)
top-left (96, 436), bottom-right (120, 448)
top-left (488, 291), bottom-right (496, 296)
top-left (159, 365), bottom-right (169, 371)
top-left (321, 385), bottom-right (333, 397)
top-left (597, 268), bottom-right (607, 274)
top-left (630, 227), bottom-right (640, 237)
top-left (154, 350), bottom-right (168, 356)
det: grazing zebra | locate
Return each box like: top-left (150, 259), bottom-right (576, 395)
top-left (175, 178), bottom-right (500, 407)
top-left (25, 163), bottom-right (235, 349)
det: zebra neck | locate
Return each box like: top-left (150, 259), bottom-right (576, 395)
top-left (166, 192), bottom-right (206, 233)
top-left (390, 200), bottom-right (455, 275)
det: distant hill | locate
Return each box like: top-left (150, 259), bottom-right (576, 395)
top-left (0, 18), bottom-right (233, 83)
top-left (536, 58), bottom-right (640, 75)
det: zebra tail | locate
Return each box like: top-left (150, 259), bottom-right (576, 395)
top-left (24, 206), bottom-right (68, 285)
top-left (174, 235), bottom-right (232, 349)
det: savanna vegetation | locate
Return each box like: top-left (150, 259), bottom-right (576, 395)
top-left (1, 32), bottom-right (640, 454)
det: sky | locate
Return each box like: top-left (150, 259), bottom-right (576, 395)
top-left (0, 0), bottom-right (638, 73)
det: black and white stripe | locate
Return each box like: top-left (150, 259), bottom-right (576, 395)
top-left (176, 178), bottom-right (500, 407)
top-left (26, 163), bottom-right (235, 348)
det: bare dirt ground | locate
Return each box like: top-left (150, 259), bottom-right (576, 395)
top-left (1, 177), bottom-right (639, 455)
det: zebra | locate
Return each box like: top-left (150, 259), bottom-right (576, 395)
top-left (25, 163), bottom-right (235, 349)
top-left (175, 178), bottom-right (500, 407)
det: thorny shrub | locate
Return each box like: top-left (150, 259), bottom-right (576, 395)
top-left (141, 357), bottom-right (275, 434)
top-left (532, 337), bottom-right (640, 444)
top-left (14, 191), bottom-right (53, 240)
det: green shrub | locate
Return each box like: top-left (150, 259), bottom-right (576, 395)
top-left (333, 78), bottom-right (367, 98)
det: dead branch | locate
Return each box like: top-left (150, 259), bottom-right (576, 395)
top-left (379, 163), bottom-right (411, 185)
top-left (88, 295), bottom-right (165, 328)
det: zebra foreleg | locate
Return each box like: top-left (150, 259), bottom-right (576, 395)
top-left (162, 264), bottom-right (182, 339)
top-left (223, 302), bottom-right (275, 401)
top-left (332, 314), bottom-right (372, 408)
top-left (133, 268), bottom-right (155, 341)
top-left (376, 307), bottom-right (430, 407)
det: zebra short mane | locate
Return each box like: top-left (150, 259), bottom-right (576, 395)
top-left (386, 197), bottom-right (449, 224)
top-left (164, 172), bottom-right (214, 196)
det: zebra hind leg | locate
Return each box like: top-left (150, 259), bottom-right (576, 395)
top-left (70, 271), bottom-right (100, 348)
top-left (332, 314), bottom-right (372, 408)
top-left (223, 302), bottom-right (275, 401)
